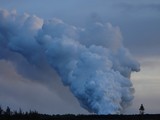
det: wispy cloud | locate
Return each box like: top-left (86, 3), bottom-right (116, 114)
top-left (116, 2), bottom-right (160, 12)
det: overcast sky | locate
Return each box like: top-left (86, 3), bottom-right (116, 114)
top-left (0, 0), bottom-right (160, 114)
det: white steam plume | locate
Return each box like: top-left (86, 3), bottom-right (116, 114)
top-left (0, 9), bottom-right (140, 114)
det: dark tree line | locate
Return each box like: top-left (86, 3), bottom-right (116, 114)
top-left (0, 106), bottom-right (12, 115)
top-left (0, 105), bottom-right (160, 120)
top-left (0, 106), bottom-right (38, 116)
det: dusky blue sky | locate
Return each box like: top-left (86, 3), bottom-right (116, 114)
top-left (0, 0), bottom-right (160, 114)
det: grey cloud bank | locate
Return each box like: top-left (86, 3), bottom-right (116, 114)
top-left (0, 9), bottom-right (140, 114)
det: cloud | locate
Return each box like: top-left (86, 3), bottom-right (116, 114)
top-left (0, 1), bottom-right (160, 115)
top-left (116, 2), bottom-right (160, 14)
top-left (0, 9), bottom-right (140, 114)
top-left (1, 1), bottom-right (160, 58)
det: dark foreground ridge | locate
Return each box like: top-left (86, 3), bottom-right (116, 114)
top-left (1, 113), bottom-right (160, 120)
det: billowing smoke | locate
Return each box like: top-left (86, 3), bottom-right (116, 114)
top-left (0, 9), bottom-right (140, 114)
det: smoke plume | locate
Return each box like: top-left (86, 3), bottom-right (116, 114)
top-left (0, 9), bottom-right (140, 114)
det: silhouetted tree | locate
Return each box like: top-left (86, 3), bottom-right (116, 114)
top-left (0, 106), bottom-right (3, 115)
top-left (139, 104), bottom-right (145, 115)
top-left (25, 111), bottom-right (29, 115)
top-left (19, 108), bottom-right (23, 115)
top-left (5, 106), bottom-right (11, 115)
top-left (13, 110), bottom-right (18, 115)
